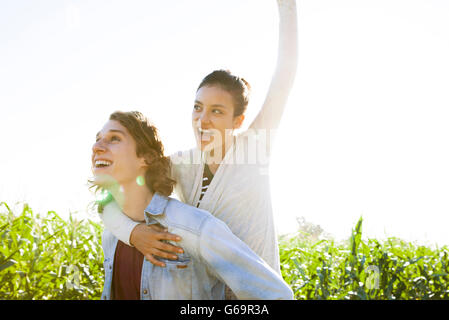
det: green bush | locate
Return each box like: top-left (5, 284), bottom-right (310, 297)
top-left (1, 202), bottom-right (448, 299)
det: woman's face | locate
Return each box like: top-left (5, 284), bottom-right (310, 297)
top-left (91, 120), bottom-right (146, 188)
top-left (192, 85), bottom-right (244, 153)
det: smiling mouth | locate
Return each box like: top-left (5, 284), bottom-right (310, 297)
top-left (94, 160), bottom-right (113, 168)
top-left (198, 128), bottom-right (214, 141)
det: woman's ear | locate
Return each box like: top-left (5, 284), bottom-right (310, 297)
top-left (233, 114), bottom-right (245, 129)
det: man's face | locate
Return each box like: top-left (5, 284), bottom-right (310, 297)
top-left (91, 120), bottom-right (146, 188)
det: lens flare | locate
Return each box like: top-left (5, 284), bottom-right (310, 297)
top-left (95, 189), bottom-right (113, 208)
top-left (136, 176), bottom-right (145, 186)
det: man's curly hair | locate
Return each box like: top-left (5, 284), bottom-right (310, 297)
top-left (109, 110), bottom-right (175, 197)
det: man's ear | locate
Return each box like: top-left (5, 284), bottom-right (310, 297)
top-left (233, 114), bottom-right (245, 129)
top-left (140, 157), bottom-right (149, 168)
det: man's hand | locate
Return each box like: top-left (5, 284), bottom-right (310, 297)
top-left (129, 223), bottom-right (184, 267)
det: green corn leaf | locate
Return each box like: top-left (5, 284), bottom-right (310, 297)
top-left (0, 260), bottom-right (17, 272)
top-left (431, 272), bottom-right (448, 278)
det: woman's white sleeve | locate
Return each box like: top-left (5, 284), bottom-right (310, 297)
top-left (100, 201), bottom-right (140, 246)
top-left (249, 0), bottom-right (298, 132)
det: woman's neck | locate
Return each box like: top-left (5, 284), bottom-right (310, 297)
top-left (108, 179), bottom-right (153, 222)
top-left (205, 141), bottom-right (233, 175)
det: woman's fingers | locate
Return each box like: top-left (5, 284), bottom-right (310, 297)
top-left (156, 241), bottom-right (184, 254)
top-left (145, 254), bottom-right (166, 268)
top-left (130, 224), bottom-right (185, 267)
top-left (157, 230), bottom-right (182, 243)
top-left (148, 224), bottom-right (182, 243)
top-left (152, 248), bottom-right (179, 261)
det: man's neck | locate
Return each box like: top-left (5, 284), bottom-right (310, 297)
top-left (108, 180), bottom-right (153, 222)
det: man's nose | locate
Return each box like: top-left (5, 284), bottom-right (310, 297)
top-left (92, 140), bottom-right (106, 154)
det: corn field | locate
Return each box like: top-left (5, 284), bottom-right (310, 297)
top-left (0, 202), bottom-right (103, 299)
top-left (1, 201), bottom-right (448, 300)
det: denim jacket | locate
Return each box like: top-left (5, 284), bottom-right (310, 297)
top-left (101, 193), bottom-right (293, 300)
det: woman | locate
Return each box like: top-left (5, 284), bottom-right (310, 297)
top-left (93, 111), bottom-right (293, 299)
top-left (101, 0), bottom-right (298, 299)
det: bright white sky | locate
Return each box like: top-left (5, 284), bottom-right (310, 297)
top-left (1, 0), bottom-right (448, 246)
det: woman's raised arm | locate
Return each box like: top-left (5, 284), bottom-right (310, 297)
top-left (249, 0), bottom-right (298, 131)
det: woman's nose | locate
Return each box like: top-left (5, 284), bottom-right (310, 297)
top-left (198, 111), bottom-right (210, 123)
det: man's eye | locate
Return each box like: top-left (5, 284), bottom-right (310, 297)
top-left (110, 136), bottom-right (120, 142)
top-left (212, 109), bottom-right (223, 114)
top-left (193, 105), bottom-right (201, 111)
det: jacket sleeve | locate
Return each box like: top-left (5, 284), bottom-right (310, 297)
top-left (101, 200), bottom-right (140, 246)
top-left (198, 217), bottom-right (294, 300)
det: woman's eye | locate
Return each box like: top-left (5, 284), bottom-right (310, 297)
top-left (110, 136), bottom-right (120, 142)
top-left (193, 105), bottom-right (201, 111)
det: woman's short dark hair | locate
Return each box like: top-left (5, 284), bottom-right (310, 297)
top-left (109, 111), bottom-right (175, 197)
top-left (197, 69), bottom-right (251, 117)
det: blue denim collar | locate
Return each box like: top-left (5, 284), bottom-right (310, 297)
top-left (144, 193), bottom-right (169, 216)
